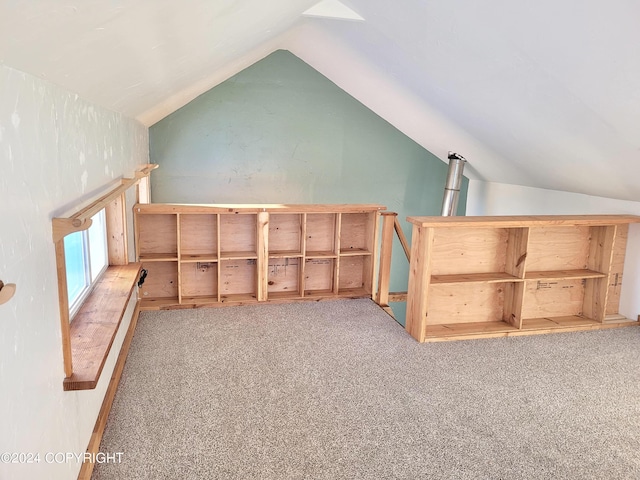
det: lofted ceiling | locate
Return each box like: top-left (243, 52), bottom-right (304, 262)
top-left (2, 0), bottom-right (640, 201)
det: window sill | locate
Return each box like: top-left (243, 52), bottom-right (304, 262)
top-left (63, 263), bottom-right (142, 391)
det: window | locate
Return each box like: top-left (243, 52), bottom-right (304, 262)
top-left (63, 209), bottom-right (108, 318)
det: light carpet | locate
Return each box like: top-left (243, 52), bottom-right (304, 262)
top-left (93, 299), bottom-right (640, 479)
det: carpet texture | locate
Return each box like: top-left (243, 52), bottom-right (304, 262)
top-left (93, 299), bottom-right (640, 479)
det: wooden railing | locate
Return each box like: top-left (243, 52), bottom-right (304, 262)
top-left (375, 212), bottom-right (410, 317)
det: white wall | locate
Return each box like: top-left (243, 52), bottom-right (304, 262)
top-left (0, 64), bottom-right (148, 480)
top-left (467, 180), bottom-right (640, 321)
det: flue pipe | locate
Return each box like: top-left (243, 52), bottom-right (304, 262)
top-left (441, 152), bottom-right (467, 216)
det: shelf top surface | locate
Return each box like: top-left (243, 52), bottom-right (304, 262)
top-left (407, 214), bottom-right (640, 228)
top-left (135, 203), bottom-right (386, 214)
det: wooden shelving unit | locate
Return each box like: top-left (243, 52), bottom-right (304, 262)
top-left (405, 215), bottom-right (640, 342)
top-left (135, 204), bottom-right (384, 309)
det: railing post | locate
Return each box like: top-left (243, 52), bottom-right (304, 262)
top-left (376, 212), bottom-right (397, 308)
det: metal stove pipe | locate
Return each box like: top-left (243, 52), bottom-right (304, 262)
top-left (441, 152), bottom-right (467, 216)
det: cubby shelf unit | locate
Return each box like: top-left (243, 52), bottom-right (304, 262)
top-left (134, 204), bottom-right (384, 309)
top-left (405, 215), bottom-right (640, 342)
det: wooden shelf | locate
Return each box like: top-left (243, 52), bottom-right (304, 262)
top-left (135, 204), bottom-right (383, 309)
top-left (64, 264), bottom-right (141, 390)
top-left (305, 251), bottom-right (337, 258)
top-left (524, 269), bottom-right (606, 281)
top-left (339, 248), bottom-right (372, 256)
top-left (180, 296), bottom-right (219, 306)
top-left (268, 250), bottom-right (303, 258)
top-left (405, 215), bottom-right (640, 342)
top-left (431, 272), bottom-right (521, 284)
top-left (139, 253), bottom-right (178, 261)
top-left (424, 316), bottom-right (639, 342)
top-left (180, 254), bottom-right (218, 263)
top-left (268, 291), bottom-right (304, 300)
top-left (220, 251), bottom-right (258, 260)
top-left (220, 293), bottom-right (258, 304)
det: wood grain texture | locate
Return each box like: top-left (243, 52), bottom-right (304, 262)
top-left (63, 264), bottom-right (141, 391)
top-left (408, 214), bottom-right (640, 228)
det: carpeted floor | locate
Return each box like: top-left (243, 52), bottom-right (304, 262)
top-left (93, 299), bottom-right (640, 479)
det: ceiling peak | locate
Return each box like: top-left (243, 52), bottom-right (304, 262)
top-left (302, 0), bottom-right (364, 22)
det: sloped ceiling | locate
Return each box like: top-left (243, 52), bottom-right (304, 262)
top-left (2, 0), bottom-right (640, 201)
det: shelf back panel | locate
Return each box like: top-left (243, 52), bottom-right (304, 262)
top-left (340, 213), bottom-right (372, 252)
top-left (305, 258), bottom-right (334, 292)
top-left (220, 214), bottom-right (257, 253)
top-left (526, 226), bottom-right (590, 271)
top-left (180, 214), bottom-right (217, 256)
top-left (140, 261), bottom-right (178, 298)
top-left (269, 214), bottom-right (302, 253)
top-left (427, 283), bottom-right (506, 325)
top-left (138, 214), bottom-right (177, 255)
top-left (267, 257), bottom-right (300, 294)
top-left (220, 259), bottom-right (256, 295)
top-left (522, 278), bottom-right (586, 319)
top-left (181, 262), bottom-right (217, 297)
top-left (431, 227), bottom-right (508, 275)
top-left (306, 214), bottom-right (336, 253)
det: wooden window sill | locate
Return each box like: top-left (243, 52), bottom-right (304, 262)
top-left (63, 263), bottom-right (142, 391)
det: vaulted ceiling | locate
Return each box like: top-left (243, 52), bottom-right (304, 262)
top-left (2, 0), bottom-right (639, 201)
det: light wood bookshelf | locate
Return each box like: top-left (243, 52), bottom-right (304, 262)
top-left (134, 204), bottom-right (384, 309)
top-left (405, 215), bottom-right (640, 342)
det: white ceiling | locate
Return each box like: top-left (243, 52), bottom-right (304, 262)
top-left (2, 0), bottom-right (640, 201)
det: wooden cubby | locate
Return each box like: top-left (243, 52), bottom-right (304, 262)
top-left (405, 215), bottom-right (640, 342)
top-left (135, 204), bottom-right (383, 309)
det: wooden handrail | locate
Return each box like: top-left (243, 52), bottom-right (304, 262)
top-left (375, 212), bottom-right (411, 317)
top-left (394, 216), bottom-right (411, 263)
top-left (52, 164), bottom-right (157, 243)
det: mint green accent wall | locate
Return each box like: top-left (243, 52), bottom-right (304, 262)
top-left (149, 49), bottom-right (468, 324)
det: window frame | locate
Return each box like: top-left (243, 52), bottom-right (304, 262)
top-left (65, 208), bottom-right (109, 319)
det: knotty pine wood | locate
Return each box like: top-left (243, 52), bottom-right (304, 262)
top-left (405, 215), bottom-right (640, 342)
top-left (63, 263), bottom-right (141, 391)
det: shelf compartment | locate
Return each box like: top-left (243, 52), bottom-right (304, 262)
top-left (180, 261), bottom-right (218, 299)
top-left (430, 227), bottom-right (510, 275)
top-left (431, 272), bottom-right (522, 284)
top-left (340, 212), bottom-right (374, 253)
top-left (267, 257), bottom-right (301, 296)
top-left (521, 278), bottom-right (587, 320)
top-left (522, 315), bottom-right (600, 330)
top-left (137, 214), bottom-right (177, 257)
top-left (180, 214), bottom-right (217, 257)
top-left (338, 255), bottom-right (371, 293)
top-left (269, 213), bottom-right (303, 255)
top-left (427, 283), bottom-right (512, 325)
top-left (524, 269), bottom-right (606, 281)
top-left (139, 261), bottom-right (178, 299)
top-left (526, 226), bottom-right (591, 271)
top-left (306, 213), bottom-right (336, 255)
top-left (220, 214), bottom-right (257, 256)
top-left (425, 321), bottom-right (519, 340)
top-left (304, 258), bottom-right (334, 293)
top-left (219, 259), bottom-right (256, 296)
